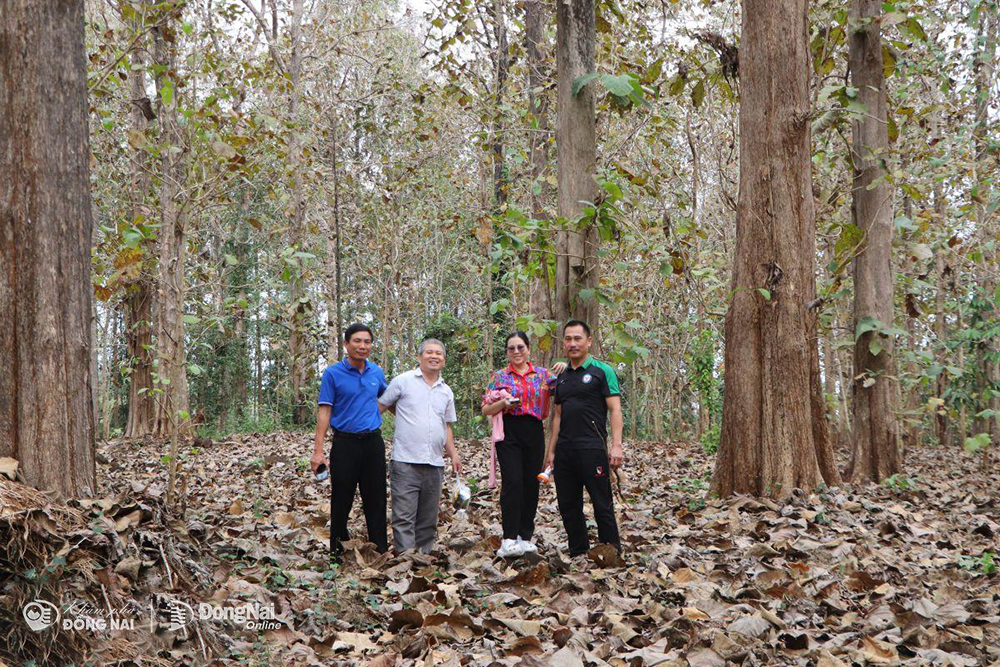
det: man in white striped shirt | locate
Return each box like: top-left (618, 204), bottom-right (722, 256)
top-left (378, 339), bottom-right (461, 553)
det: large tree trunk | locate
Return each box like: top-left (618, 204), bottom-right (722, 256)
top-left (152, 23), bottom-right (190, 436)
top-left (123, 34), bottom-right (157, 438)
top-left (556, 0), bottom-right (600, 344)
top-left (524, 0), bottom-right (556, 362)
top-left (711, 0), bottom-right (840, 498)
top-left (845, 0), bottom-right (900, 483)
top-left (287, 0), bottom-right (313, 425)
top-left (0, 0), bottom-right (97, 496)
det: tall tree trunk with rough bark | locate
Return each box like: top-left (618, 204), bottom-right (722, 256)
top-left (846, 0), bottom-right (900, 483)
top-left (711, 0), bottom-right (840, 498)
top-left (556, 0), bottom-right (600, 344)
top-left (123, 28), bottom-right (157, 439)
top-left (0, 0), bottom-right (97, 495)
top-left (525, 0), bottom-right (556, 362)
top-left (325, 111), bottom-right (344, 362)
top-left (972, 6), bottom-right (998, 443)
top-left (286, 0), bottom-right (313, 425)
top-left (152, 22), bottom-right (190, 436)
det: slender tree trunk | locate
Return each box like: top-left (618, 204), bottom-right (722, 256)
top-left (488, 0), bottom-right (511, 343)
top-left (286, 0), bottom-right (313, 425)
top-left (123, 33), bottom-right (157, 438)
top-left (846, 0), bottom-right (899, 483)
top-left (325, 111), bottom-right (344, 361)
top-left (556, 0), bottom-right (600, 344)
top-left (934, 219), bottom-right (949, 446)
top-left (152, 23), bottom-right (190, 437)
top-left (0, 0), bottom-right (97, 496)
top-left (900, 186), bottom-right (921, 450)
top-left (972, 6), bottom-right (998, 443)
top-left (711, 0), bottom-right (840, 498)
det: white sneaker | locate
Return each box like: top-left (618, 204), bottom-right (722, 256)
top-left (496, 538), bottom-right (524, 558)
top-left (517, 537), bottom-right (538, 554)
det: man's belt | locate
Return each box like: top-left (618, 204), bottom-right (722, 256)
top-left (333, 428), bottom-right (381, 440)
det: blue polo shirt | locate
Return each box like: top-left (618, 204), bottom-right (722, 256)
top-left (317, 358), bottom-right (388, 433)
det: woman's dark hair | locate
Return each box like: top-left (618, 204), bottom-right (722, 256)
top-left (344, 323), bottom-right (374, 342)
top-left (504, 331), bottom-right (530, 349)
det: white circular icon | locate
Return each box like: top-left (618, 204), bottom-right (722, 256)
top-left (23, 600), bottom-right (60, 631)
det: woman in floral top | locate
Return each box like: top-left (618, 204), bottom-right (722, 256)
top-left (482, 331), bottom-right (562, 558)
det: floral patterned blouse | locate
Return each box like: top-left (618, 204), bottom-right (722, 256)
top-left (486, 363), bottom-right (557, 421)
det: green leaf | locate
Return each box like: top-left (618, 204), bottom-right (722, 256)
top-left (963, 432), bottom-right (991, 453)
top-left (187, 364), bottom-right (203, 376)
top-left (835, 223), bottom-right (865, 257)
top-left (903, 17), bottom-right (927, 42)
top-left (572, 72), bottom-right (600, 96)
top-left (181, 21), bottom-right (193, 35)
top-left (855, 315), bottom-right (881, 340)
top-left (691, 79), bottom-right (706, 108)
top-left (182, 314), bottom-right (200, 325)
top-left (643, 58), bottom-right (663, 84)
top-left (224, 253), bottom-right (238, 266)
top-left (882, 44), bottom-right (896, 78)
top-left (159, 79), bottom-right (173, 106)
top-left (757, 288), bottom-right (771, 301)
top-left (869, 337), bottom-right (883, 356)
top-left (668, 74), bottom-right (685, 96)
top-left (600, 73), bottom-right (635, 97)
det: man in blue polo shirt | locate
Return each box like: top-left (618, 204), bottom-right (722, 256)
top-left (312, 323), bottom-right (389, 560)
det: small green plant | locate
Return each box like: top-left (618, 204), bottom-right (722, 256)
top-left (959, 552), bottom-right (996, 576)
top-left (963, 432), bottom-right (991, 454)
top-left (466, 475), bottom-right (481, 496)
top-left (700, 423), bottom-right (720, 455)
top-left (671, 476), bottom-right (708, 494)
top-left (882, 473), bottom-right (920, 491)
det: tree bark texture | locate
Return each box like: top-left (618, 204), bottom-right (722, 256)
top-left (0, 0), bottom-right (97, 496)
top-left (124, 34), bottom-right (157, 438)
top-left (326, 112), bottom-right (344, 362)
top-left (711, 0), bottom-right (840, 498)
top-left (152, 24), bottom-right (190, 436)
top-left (287, 0), bottom-right (313, 425)
top-left (525, 0), bottom-right (556, 362)
top-left (556, 0), bottom-right (600, 342)
top-left (972, 7), bottom-right (998, 444)
top-left (846, 0), bottom-right (900, 483)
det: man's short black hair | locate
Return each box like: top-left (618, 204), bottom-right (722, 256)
top-left (344, 323), bottom-right (374, 342)
top-left (563, 319), bottom-right (591, 336)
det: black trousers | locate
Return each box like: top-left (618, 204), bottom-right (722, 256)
top-left (553, 447), bottom-right (620, 556)
top-left (329, 430), bottom-right (388, 556)
top-left (495, 414), bottom-right (545, 540)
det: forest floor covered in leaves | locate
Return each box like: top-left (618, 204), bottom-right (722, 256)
top-left (2, 434), bottom-right (999, 666)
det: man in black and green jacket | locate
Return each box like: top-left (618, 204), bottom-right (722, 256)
top-left (543, 320), bottom-right (623, 557)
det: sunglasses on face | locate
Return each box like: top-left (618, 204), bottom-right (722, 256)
top-left (506, 344), bottom-right (527, 352)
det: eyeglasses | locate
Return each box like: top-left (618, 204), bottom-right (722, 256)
top-left (505, 344), bottom-right (527, 352)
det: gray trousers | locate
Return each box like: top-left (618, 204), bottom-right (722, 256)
top-left (390, 461), bottom-right (444, 553)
